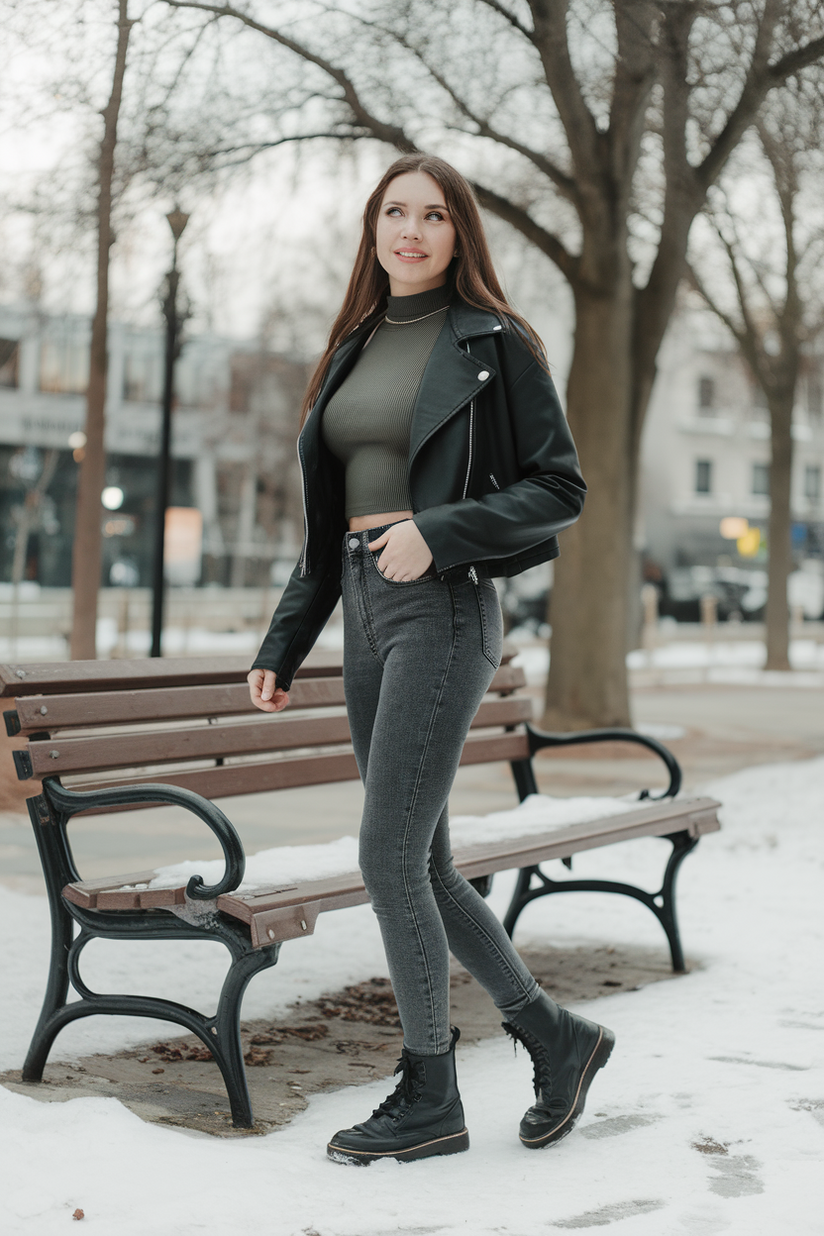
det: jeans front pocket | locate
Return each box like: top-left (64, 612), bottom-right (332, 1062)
top-left (369, 551), bottom-right (438, 586)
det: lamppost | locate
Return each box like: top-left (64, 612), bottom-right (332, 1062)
top-left (151, 207), bottom-right (189, 658)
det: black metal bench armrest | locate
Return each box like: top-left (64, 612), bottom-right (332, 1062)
top-left (524, 723), bottom-right (682, 800)
top-left (43, 778), bottom-right (246, 899)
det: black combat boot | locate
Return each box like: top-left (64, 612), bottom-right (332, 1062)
top-left (503, 990), bottom-right (615, 1149)
top-left (327, 1026), bottom-right (469, 1165)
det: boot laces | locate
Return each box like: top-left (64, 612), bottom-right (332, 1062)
top-left (371, 1052), bottom-right (426, 1121)
top-left (502, 1021), bottom-right (552, 1099)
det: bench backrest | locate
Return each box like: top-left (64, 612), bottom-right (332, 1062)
top-left (2, 651), bottom-right (532, 812)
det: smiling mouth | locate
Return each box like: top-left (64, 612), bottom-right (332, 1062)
top-left (395, 250), bottom-right (427, 259)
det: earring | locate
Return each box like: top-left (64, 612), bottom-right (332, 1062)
top-left (453, 251), bottom-right (460, 258)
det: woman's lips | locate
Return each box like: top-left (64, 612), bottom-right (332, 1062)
top-left (394, 249), bottom-right (427, 261)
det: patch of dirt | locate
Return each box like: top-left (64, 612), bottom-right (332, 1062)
top-left (1, 940), bottom-right (686, 1138)
top-left (315, 977), bottom-right (401, 1028)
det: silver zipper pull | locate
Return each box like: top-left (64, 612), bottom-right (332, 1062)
top-left (468, 566), bottom-right (479, 585)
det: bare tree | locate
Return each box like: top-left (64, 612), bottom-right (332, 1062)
top-left (2, 0), bottom-right (262, 655)
top-left (69, 0), bottom-right (136, 659)
top-left (160, 0), bottom-right (824, 726)
top-left (688, 77), bottom-right (824, 669)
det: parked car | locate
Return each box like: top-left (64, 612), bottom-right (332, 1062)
top-left (660, 566), bottom-right (768, 622)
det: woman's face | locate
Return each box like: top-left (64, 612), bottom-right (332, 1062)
top-left (374, 171), bottom-right (457, 296)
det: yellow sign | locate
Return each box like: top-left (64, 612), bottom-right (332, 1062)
top-left (737, 527), bottom-right (761, 557)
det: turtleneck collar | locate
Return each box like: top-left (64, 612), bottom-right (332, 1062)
top-left (385, 282), bottom-right (452, 322)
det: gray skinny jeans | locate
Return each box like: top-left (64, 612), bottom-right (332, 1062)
top-left (341, 526), bottom-right (539, 1056)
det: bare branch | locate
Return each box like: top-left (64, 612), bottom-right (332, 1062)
top-left (354, 20), bottom-right (579, 204)
top-left (608, 0), bottom-right (656, 186)
top-left (768, 33), bottom-right (824, 84)
top-left (527, 0), bottom-right (601, 184)
top-left (476, 0), bottom-right (535, 40)
top-left (698, 2), bottom-right (824, 191)
top-left (162, 0), bottom-right (418, 151)
top-left (471, 178), bottom-right (579, 282)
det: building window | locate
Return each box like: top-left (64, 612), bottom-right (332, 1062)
top-left (805, 465), bottom-right (821, 504)
top-left (698, 376), bottom-right (715, 413)
top-left (123, 352), bottom-right (161, 403)
top-left (808, 369), bottom-right (823, 421)
top-left (695, 459), bottom-right (712, 494)
top-left (39, 334), bottom-right (90, 395)
top-left (0, 338), bottom-right (19, 388)
top-left (752, 463), bottom-right (770, 496)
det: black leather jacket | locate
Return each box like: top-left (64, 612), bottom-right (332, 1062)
top-left (251, 298), bottom-right (586, 689)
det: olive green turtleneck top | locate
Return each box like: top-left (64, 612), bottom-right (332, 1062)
top-left (322, 284), bottom-right (451, 518)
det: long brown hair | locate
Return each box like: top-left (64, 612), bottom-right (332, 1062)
top-left (299, 153), bottom-right (546, 425)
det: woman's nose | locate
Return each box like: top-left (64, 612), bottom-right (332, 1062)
top-left (401, 218), bottom-right (422, 239)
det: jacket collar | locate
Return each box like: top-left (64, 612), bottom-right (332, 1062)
top-left (447, 298), bottom-right (505, 340)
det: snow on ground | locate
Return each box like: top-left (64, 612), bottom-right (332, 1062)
top-left (511, 638), bottom-right (824, 688)
top-left (2, 758), bottom-right (824, 1235)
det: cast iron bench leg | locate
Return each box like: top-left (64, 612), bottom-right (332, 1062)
top-left (21, 787), bottom-right (281, 1126)
top-left (502, 830), bottom-right (699, 973)
top-left (24, 919), bottom-right (281, 1128)
top-left (21, 894), bottom-right (74, 1082)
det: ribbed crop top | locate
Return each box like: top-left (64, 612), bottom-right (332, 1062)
top-left (322, 284), bottom-right (451, 518)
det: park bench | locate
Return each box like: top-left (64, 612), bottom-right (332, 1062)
top-left (1, 651), bottom-right (720, 1128)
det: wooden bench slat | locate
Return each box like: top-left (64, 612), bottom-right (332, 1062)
top-left (0, 650), bottom-right (346, 698)
top-left (25, 696), bottom-right (533, 779)
top-left (9, 662), bottom-right (526, 736)
top-left (12, 678), bottom-right (348, 734)
top-left (27, 714), bottom-right (356, 777)
top-left (68, 750), bottom-right (364, 809)
top-left (239, 797), bottom-right (721, 946)
top-left (60, 731), bottom-right (531, 815)
top-left (63, 797), bottom-right (720, 945)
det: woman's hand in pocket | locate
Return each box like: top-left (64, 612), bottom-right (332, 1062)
top-left (247, 668), bottom-right (290, 712)
top-left (368, 520), bottom-right (433, 581)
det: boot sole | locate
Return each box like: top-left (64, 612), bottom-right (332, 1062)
top-left (327, 1127), bottom-right (470, 1166)
top-left (519, 1026), bottom-right (615, 1150)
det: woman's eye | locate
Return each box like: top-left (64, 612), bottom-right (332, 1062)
top-left (386, 207), bottom-right (402, 216)
top-left (426, 212), bottom-right (444, 221)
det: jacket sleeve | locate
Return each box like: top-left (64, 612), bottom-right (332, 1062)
top-left (413, 358), bottom-right (586, 572)
top-left (250, 552), bottom-right (342, 691)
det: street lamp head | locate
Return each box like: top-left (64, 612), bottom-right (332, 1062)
top-left (166, 207), bottom-right (189, 243)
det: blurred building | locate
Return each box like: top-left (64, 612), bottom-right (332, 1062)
top-left (0, 304), bottom-right (308, 589)
top-left (640, 307), bottom-right (824, 617)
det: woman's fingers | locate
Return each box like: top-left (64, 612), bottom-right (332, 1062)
top-left (367, 520), bottom-right (433, 580)
top-left (247, 668), bottom-right (290, 712)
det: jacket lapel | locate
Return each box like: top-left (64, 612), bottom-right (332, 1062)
top-left (409, 306), bottom-right (498, 466)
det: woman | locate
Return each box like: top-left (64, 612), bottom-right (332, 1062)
top-left (247, 153), bottom-right (613, 1165)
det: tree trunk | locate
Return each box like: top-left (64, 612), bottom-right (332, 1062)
top-left (69, 1), bottom-right (133, 660)
top-left (765, 388), bottom-right (794, 670)
top-left (543, 282), bottom-right (635, 729)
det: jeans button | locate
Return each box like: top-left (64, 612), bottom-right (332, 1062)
top-left (348, 537), bottom-right (360, 550)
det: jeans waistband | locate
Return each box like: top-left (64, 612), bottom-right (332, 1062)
top-left (343, 521), bottom-right (408, 550)
top-left (343, 521), bottom-right (440, 580)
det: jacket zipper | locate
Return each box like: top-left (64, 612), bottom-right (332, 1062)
top-left (462, 341), bottom-right (475, 500)
top-left (297, 432), bottom-right (311, 576)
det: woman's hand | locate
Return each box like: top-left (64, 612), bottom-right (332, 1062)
top-left (247, 668), bottom-right (290, 713)
top-left (368, 520), bottom-right (434, 581)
